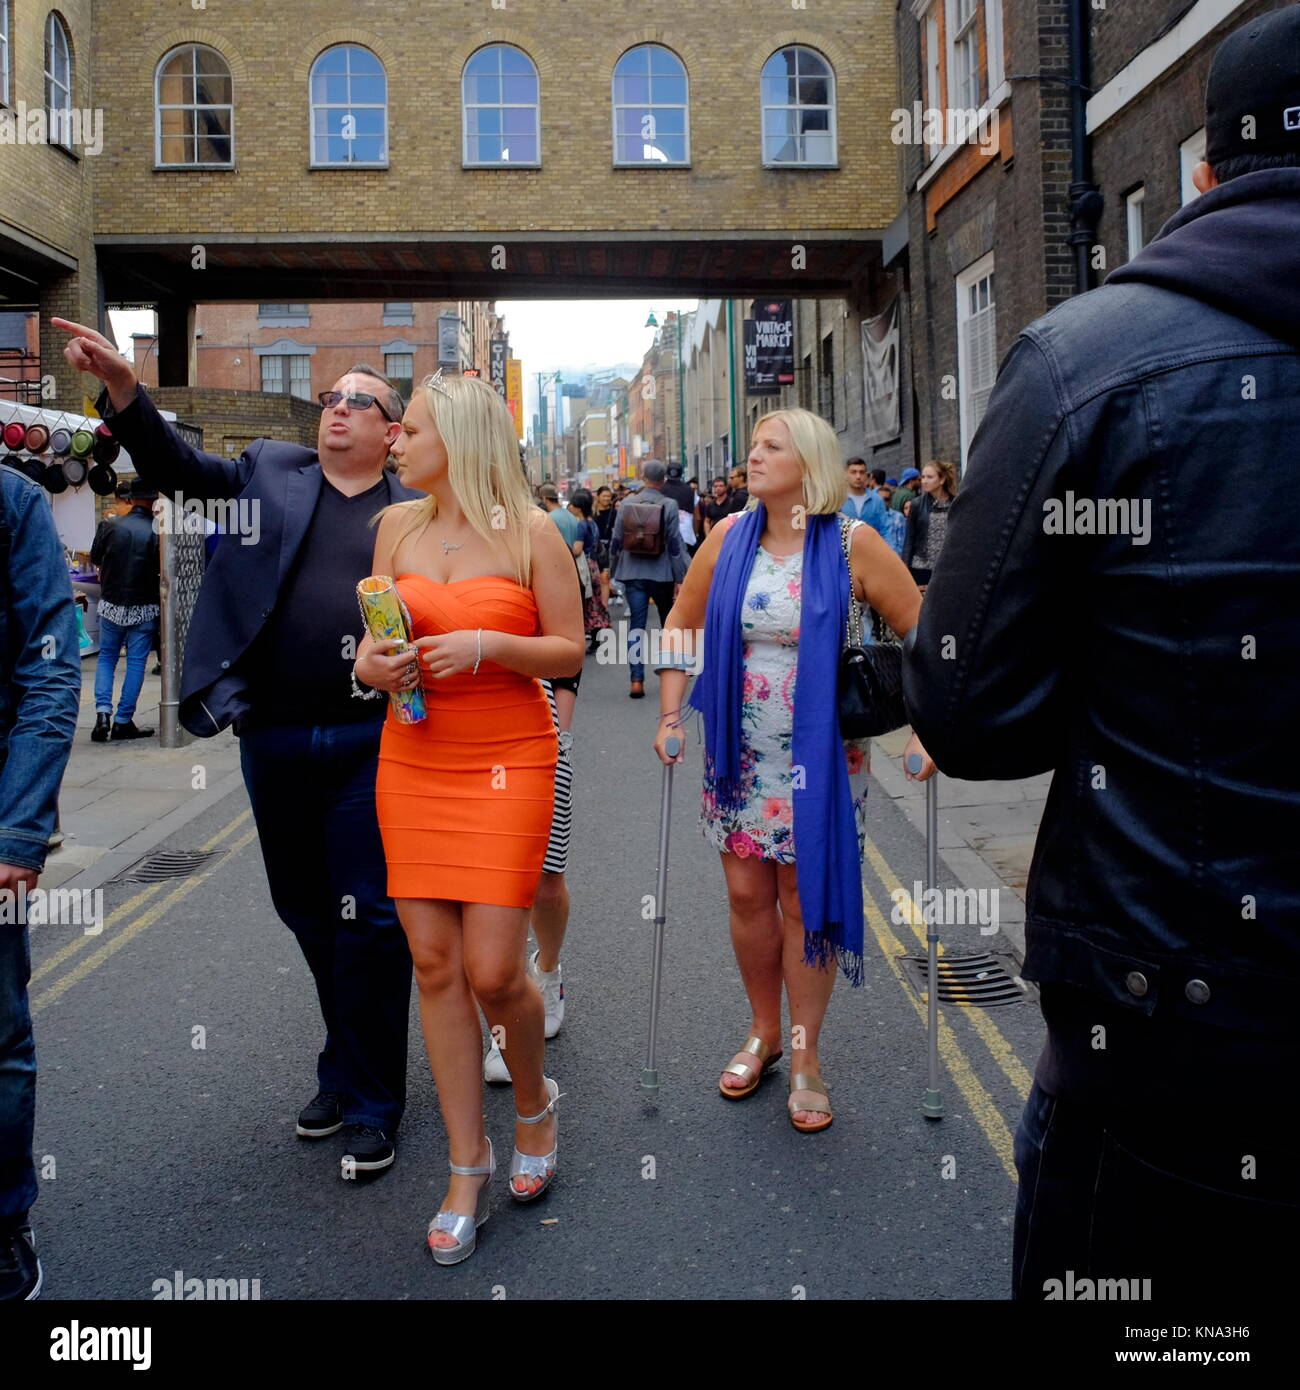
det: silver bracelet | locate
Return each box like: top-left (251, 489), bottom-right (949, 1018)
top-left (350, 660), bottom-right (382, 700)
top-left (471, 628), bottom-right (483, 677)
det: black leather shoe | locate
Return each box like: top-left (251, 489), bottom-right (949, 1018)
top-left (295, 1090), bottom-right (344, 1138)
top-left (0, 1224), bottom-right (42, 1301)
top-left (90, 713), bottom-right (112, 743)
top-left (110, 720), bottom-right (155, 740)
top-left (341, 1125), bottom-right (395, 1176)
top-left (629, 681), bottom-right (645, 699)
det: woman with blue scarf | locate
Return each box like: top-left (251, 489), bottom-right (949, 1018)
top-left (653, 409), bottom-right (927, 1131)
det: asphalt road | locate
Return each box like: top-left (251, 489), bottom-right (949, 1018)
top-left (27, 622), bottom-right (1047, 1301)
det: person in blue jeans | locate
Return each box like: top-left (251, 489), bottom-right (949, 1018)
top-left (0, 460), bottom-right (81, 1300)
top-left (608, 460), bottom-right (687, 698)
top-left (89, 481), bottom-right (160, 742)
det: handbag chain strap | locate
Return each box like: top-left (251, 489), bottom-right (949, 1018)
top-left (838, 516), bottom-right (865, 648)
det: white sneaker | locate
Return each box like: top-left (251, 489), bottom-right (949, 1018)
top-left (529, 948), bottom-right (565, 1039)
top-left (483, 1039), bottom-right (511, 1085)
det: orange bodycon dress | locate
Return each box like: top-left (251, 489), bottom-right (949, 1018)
top-left (375, 574), bottom-right (558, 907)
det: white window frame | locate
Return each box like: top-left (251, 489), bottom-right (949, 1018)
top-left (45, 12), bottom-right (72, 149)
top-left (261, 353), bottom-right (313, 401)
top-left (155, 43), bottom-right (235, 169)
top-left (760, 45), bottom-right (837, 168)
top-left (309, 44), bottom-right (388, 168)
top-left (1, 2), bottom-right (12, 109)
top-left (946, 0), bottom-right (980, 114)
top-left (985, 0), bottom-right (1005, 95)
top-left (956, 251), bottom-right (997, 469)
top-left (925, 9), bottom-right (941, 119)
top-left (1125, 186), bottom-right (1146, 260)
top-left (1180, 126), bottom-right (1206, 204)
top-left (462, 44), bottom-right (541, 168)
top-left (612, 44), bottom-right (690, 167)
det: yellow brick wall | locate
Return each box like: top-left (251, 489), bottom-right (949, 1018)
top-left (90, 0), bottom-right (900, 236)
top-left (1, 1), bottom-right (100, 403)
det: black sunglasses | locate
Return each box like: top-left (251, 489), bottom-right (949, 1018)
top-left (318, 390), bottom-right (397, 423)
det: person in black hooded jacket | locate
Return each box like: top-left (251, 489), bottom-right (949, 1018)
top-left (904, 5), bottom-right (1300, 1304)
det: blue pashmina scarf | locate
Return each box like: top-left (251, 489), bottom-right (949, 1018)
top-left (688, 503), bottom-right (865, 985)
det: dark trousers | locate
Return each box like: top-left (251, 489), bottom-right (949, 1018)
top-left (1013, 1081), bottom-right (1297, 1303)
top-left (239, 718), bottom-right (411, 1134)
top-left (623, 578), bottom-right (676, 683)
top-left (0, 919), bottom-right (35, 1230)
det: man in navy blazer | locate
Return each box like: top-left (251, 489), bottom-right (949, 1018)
top-left (56, 318), bottom-right (418, 1179)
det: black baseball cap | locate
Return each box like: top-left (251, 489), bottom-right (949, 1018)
top-left (1205, 4), bottom-right (1300, 165)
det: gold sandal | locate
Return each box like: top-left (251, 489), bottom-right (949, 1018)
top-left (788, 1073), bottom-right (833, 1132)
top-left (718, 1035), bottom-right (782, 1100)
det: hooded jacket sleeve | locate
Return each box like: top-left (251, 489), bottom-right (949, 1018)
top-left (903, 333), bottom-right (1074, 780)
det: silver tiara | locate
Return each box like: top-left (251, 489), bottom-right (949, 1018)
top-left (426, 368), bottom-right (453, 400)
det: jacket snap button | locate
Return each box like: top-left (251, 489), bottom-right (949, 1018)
top-left (220, 660), bottom-right (230, 670)
top-left (1184, 979), bottom-right (1211, 1005)
top-left (1125, 971), bottom-right (1148, 997)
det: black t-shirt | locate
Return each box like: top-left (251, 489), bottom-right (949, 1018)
top-left (242, 475), bottom-right (390, 725)
top-left (726, 488), bottom-right (749, 513)
top-left (702, 498), bottom-right (732, 529)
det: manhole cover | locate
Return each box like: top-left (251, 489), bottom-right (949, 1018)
top-left (108, 849), bottom-right (227, 884)
top-left (900, 951), bottom-right (1032, 1007)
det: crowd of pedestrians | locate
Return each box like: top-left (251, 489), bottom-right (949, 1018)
top-left (0, 8), bottom-right (1296, 1302)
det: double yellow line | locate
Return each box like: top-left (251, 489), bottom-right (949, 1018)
top-left (860, 837), bottom-right (1032, 1183)
top-left (30, 809), bottom-right (258, 1015)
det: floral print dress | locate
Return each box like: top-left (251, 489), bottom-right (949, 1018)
top-left (700, 544), bottom-right (870, 863)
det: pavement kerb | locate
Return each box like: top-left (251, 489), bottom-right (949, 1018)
top-left (49, 767), bottom-right (250, 897)
top-left (869, 742), bottom-right (1028, 966)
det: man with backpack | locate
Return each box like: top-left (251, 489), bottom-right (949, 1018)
top-left (609, 460), bottom-right (687, 698)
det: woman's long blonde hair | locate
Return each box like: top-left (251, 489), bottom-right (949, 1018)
top-left (382, 373), bottom-right (535, 585)
top-left (751, 407), bottom-right (845, 514)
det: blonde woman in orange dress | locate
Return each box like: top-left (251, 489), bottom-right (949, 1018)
top-left (355, 373), bottom-right (583, 1264)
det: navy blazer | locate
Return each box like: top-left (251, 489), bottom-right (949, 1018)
top-left (97, 385), bottom-right (421, 737)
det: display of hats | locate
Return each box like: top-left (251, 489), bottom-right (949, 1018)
top-left (70, 428), bottom-right (96, 459)
top-left (24, 423), bottom-right (50, 453)
top-left (62, 456), bottom-right (89, 488)
top-left (43, 459), bottom-right (69, 494)
top-left (18, 456), bottom-right (47, 485)
top-left (92, 431), bottom-right (120, 465)
top-left (2, 420), bottom-right (28, 450)
top-left (3, 451), bottom-right (26, 473)
top-left (49, 426), bottom-right (73, 456)
top-left (87, 461), bottom-right (118, 496)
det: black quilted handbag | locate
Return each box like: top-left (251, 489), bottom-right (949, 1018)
top-left (837, 517), bottom-right (907, 738)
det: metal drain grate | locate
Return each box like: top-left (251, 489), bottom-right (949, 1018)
top-left (108, 849), bottom-right (227, 885)
top-left (900, 951), bottom-right (1032, 1007)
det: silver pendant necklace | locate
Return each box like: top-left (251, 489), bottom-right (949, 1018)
top-left (441, 539), bottom-right (463, 554)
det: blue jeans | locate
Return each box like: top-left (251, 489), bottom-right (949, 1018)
top-left (94, 616), bottom-right (158, 723)
top-left (1013, 1081), bottom-right (1297, 1302)
top-left (239, 718), bottom-right (411, 1134)
top-left (622, 579), bottom-right (676, 683)
top-left (0, 915), bottom-right (36, 1231)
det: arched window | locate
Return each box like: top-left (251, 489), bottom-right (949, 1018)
top-left (612, 44), bottom-right (688, 166)
top-left (761, 45), bottom-right (836, 166)
top-left (44, 12), bottom-right (71, 147)
top-left (2, 3), bottom-right (13, 108)
top-left (310, 44), bottom-right (387, 166)
top-left (156, 44), bottom-right (233, 166)
top-left (462, 45), bottom-right (539, 166)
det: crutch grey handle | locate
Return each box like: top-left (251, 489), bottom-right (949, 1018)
top-left (906, 752), bottom-right (923, 775)
top-left (665, 736), bottom-right (682, 758)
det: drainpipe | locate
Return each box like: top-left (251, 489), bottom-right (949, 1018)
top-left (725, 299), bottom-right (738, 469)
top-left (1068, 0), bottom-right (1104, 293)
